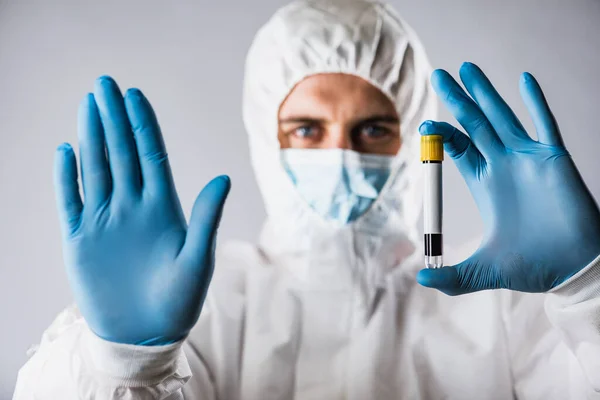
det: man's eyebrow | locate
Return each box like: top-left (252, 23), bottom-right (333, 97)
top-left (278, 117), bottom-right (326, 124)
top-left (278, 115), bottom-right (399, 124)
top-left (356, 115), bottom-right (399, 124)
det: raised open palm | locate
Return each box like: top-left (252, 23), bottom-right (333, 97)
top-left (54, 76), bottom-right (230, 345)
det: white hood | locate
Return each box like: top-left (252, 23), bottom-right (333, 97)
top-left (242, 0), bottom-right (437, 275)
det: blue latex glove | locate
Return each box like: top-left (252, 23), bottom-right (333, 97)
top-left (417, 62), bottom-right (600, 295)
top-left (54, 76), bottom-right (231, 345)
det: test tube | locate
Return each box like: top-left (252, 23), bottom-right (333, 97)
top-left (421, 135), bottom-right (444, 269)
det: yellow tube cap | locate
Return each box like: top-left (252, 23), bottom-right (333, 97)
top-left (421, 135), bottom-right (444, 162)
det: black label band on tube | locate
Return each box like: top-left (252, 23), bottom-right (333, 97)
top-left (424, 234), bottom-right (442, 256)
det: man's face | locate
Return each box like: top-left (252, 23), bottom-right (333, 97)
top-left (278, 73), bottom-right (401, 155)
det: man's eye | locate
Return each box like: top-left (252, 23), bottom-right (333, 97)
top-left (293, 126), bottom-right (317, 138)
top-left (360, 125), bottom-right (389, 139)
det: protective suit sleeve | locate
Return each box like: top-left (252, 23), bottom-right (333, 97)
top-left (12, 305), bottom-right (215, 400)
top-left (504, 253), bottom-right (600, 399)
top-left (545, 254), bottom-right (600, 394)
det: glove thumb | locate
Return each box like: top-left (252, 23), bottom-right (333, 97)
top-left (416, 257), bottom-right (498, 296)
top-left (180, 175), bottom-right (231, 268)
top-left (416, 266), bottom-right (466, 296)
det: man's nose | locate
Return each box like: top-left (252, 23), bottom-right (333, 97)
top-left (324, 126), bottom-right (352, 150)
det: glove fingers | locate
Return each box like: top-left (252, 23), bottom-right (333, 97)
top-left (519, 72), bottom-right (565, 147)
top-left (430, 69), bottom-right (504, 160)
top-left (94, 76), bottom-right (142, 197)
top-left (419, 121), bottom-right (484, 182)
top-left (54, 143), bottom-right (83, 237)
top-left (124, 88), bottom-right (176, 198)
top-left (77, 93), bottom-right (111, 208)
top-left (180, 175), bottom-right (231, 272)
top-left (458, 63), bottom-right (532, 147)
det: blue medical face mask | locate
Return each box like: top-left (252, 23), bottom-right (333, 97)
top-left (281, 148), bottom-right (395, 224)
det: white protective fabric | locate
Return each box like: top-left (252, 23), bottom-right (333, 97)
top-left (14, 0), bottom-right (600, 399)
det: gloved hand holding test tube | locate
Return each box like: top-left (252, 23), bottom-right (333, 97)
top-left (417, 64), bottom-right (600, 294)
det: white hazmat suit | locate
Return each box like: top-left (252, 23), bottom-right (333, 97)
top-left (14, 0), bottom-right (600, 399)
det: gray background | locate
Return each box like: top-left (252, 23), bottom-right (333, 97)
top-left (0, 0), bottom-right (599, 396)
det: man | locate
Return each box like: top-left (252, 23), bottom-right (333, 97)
top-left (14, 0), bottom-right (600, 399)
